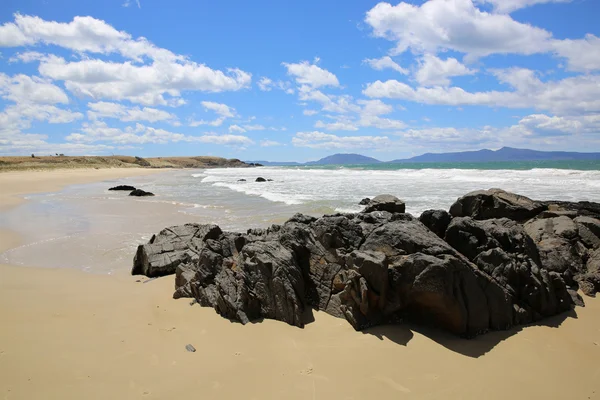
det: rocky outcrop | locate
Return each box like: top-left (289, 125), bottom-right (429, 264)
top-left (255, 177), bottom-right (267, 182)
top-left (540, 201), bottom-right (600, 220)
top-left (449, 189), bottom-right (546, 222)
top-left (109, 185), bottom-right (136, 191)
top-left (359, 198), bottom-right (371, 205)
top-left (445, 217), bottom-right (572, 324)
top-left (132, 189), bottom-right (600, 338)
top-left (132, 224), bottom-right (222, 277)
top-left (129, 189), bottom-right (155, 197)
top-left (362, 195), bottom-right (406, 214)
top-left (419, 209), bottom-right (452, 238)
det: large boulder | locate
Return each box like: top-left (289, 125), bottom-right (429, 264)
top-left (362, 195), bottom-right (406, 214)
top-left (524, 216), bottom-right (587, 276)
top-left (445, 217), bottom-right (573, 323)
top-left (419, 209), bottom-right (452, 238)
top-left (132, 224), bottom-right (222, 277)
top-left (449, 189), bottom-right (546, 221)
top-left (540, 200), bottom-right (600, 220)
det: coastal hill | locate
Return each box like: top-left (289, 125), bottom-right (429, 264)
top-left (306, 153), bottom-right (381, 165)
top-left (390, 147), bottom-right (600, 163)
top-left (0, 155), bottom-right (254, 171)
top-left (251, 147), bottom-right (600, 165)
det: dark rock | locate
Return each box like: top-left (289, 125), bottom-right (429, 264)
top-left (445, 217), bottom-right (573, 322)
top-left (362, 195), bottom-right (406, 214)
top-left (133, 193), bottom-right (586, 338)
top-left (540, 200), bottom-right (600, 220)
top-left (419, 209), bottom-right (452, 238)
top-left (359, 198), bottom-right (371, 206)
top-left (185, 344), bottom-right (196, 352)
top-left (132, 224), bottom-right (222, 277)
top-left (129, 189), bottom-right (155, 197)
top-left (576, 273), bottom-right (600, 297)
top-left (255, 177), bottom-right (267, 182)
top-left (449, 189), bottom-right (546, 221)
top-left (524, 216), bottom-right (587, 276)
top-left (574, 216), bottom-right (600, 249)
top-left (267, 179), bottom-right (274, 182)
top-left (238, 179), bottom-right (246, 182)
top-left (109, 185), bottom-right (137, 191)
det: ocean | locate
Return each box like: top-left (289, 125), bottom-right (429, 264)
top-left (2, 160), bottom-right (600, 273)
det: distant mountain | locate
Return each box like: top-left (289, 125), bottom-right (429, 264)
top-left (306, 153), bottom-right (382, 165)
top-left (390, 147), bottom-right (600, 163)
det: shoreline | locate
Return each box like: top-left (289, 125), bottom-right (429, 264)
top-left (1, 170), bottom-right (600, 399)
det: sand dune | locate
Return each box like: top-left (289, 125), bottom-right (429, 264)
top-left (0, 169), bottom-right (599, 400)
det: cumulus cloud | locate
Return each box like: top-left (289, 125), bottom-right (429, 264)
top-left (283, 60), bottom-right (339, 88)
top-left (87, 101), bottom-right (177, 123)
top-left (257, 77), bottom-right (273, 91)
top-left (229, 124), bottom-right (246, 133)
top-left (66, 121), bottom-right (253, 146)
top-left (292, 131), bottom-right (391, 149)
top-left (365, 0), bottom-right (553, 58)
top-left (1, 15), bottom-right (252, 106)
top-left (415, 54), bottom-right (476, 86)
top-left (363, 68), bottom-right (600, 115)
top-left (475, 0), bottom-right (571, 13)
top-left (0, 72), bottom-right (68, 104)
top-left (189, 101), bottom-right (237, 127)
top-left (552, 34), bottom-right (600, 72)
top-left (260, 140), bottom-right (283, 147)
top-left (363, 56), bottom-right (408, 74)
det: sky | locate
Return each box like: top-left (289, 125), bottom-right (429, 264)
top-left (0, 0), bottom-right (599, 162)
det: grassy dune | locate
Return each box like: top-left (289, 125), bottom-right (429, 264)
top-left (0, 155), bottom-right (253, 171)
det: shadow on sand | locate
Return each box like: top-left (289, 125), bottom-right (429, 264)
top-left (359, 309), bottom-right (578, 358)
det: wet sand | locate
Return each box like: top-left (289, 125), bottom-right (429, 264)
top-left (1, 169), bottom-right (599, 399)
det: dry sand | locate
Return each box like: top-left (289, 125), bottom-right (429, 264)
top-left (1, 169), bottom-right (599, 400)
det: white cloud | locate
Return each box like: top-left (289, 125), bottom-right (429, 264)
top-left (243, 124), bottom-right (266, 131)
top-left (66, 121), bottom-right (253, 146)
top-left (260, 140), bottom-right (283, 147)
top-left (365, 1), bottom-right (553, 58)
top-left (0, 72), bottom-right (68, 104)
top-left (415, 54), bottom-right (476, 86)
top-left (123, 0), bottom-right (142, 8)
top-left (363, 56), bottom-right (408, 74)
top-left (189, 117), bottom-right (225, 127)
top-left (229, 124), bottom-right (246, 133)
top-left (1, 15), bottom-right (252, 106)
top-left (189, 101), bottom-right (236, 127)
top-left (363, 69), bottom-right (600, 115)
top-left (475, 0), bottom-right (571, 13)
top-left (552, 34), bottom-right (600, 72)
top-left (257, 77), bottom-right (273, 91)
top-left (201, 101), bottom-right (236, 118)
top-left (34, 55), bottom-right (251, 106)
top-left (315, 120), bottom-right (359, 131)
top-left (196, 134), bottom-right (254, 146)
top-left (303, 109), bottom-right (319, 116)
top-left (292, 131), bottom-right (391, 150)
top-left (87, 101), bottom-right (176, 123)
top-left (283, 60), bottom-right (340, 88)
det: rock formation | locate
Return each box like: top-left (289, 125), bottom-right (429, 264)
top-left (129, 189), bottom-right (155, 197)
top-left (109, 185), bottom-right (137, 191)
top-left (132, 190), bottom-right (600, 338)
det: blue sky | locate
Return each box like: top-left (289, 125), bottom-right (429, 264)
top-left (1, 0), bottom-right (599, 161)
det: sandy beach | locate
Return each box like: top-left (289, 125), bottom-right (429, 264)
top-left (1, 169), bottom-right (599, 400)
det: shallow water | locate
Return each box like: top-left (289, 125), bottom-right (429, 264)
top-left (1, 166), bottom-right (599, 273)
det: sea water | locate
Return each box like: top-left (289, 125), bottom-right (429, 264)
top-left (2, 161), bottom-right (600, 273)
